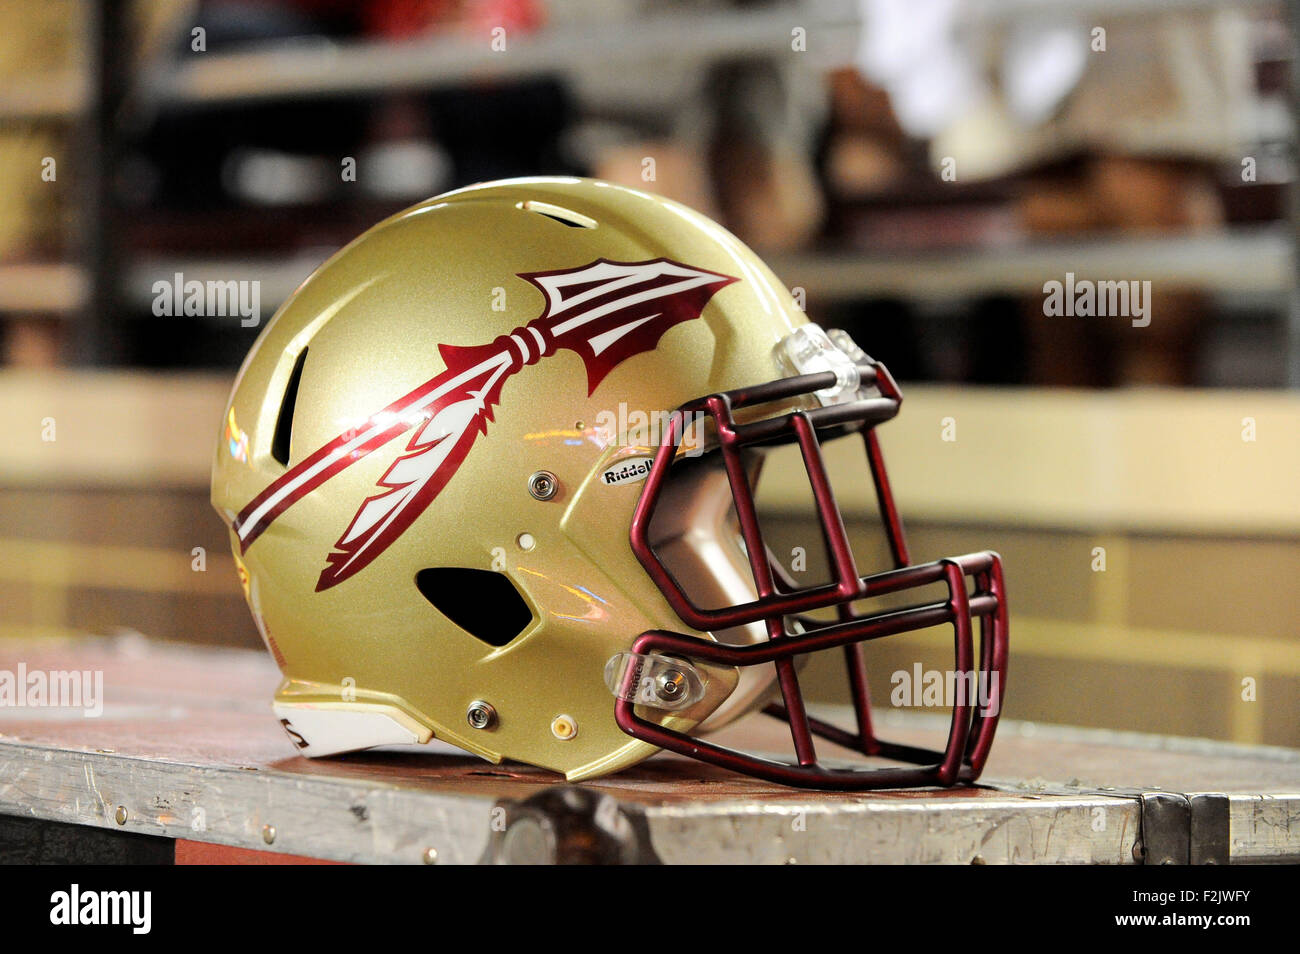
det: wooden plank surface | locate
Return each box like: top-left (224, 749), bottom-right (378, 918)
top-left (0, 637), bottom-right (1296, 863)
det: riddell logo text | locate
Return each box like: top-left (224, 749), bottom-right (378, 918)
top-left (601, 458), bottom-right (653, 486)
top-left (50, 884), bottom-right (151, 934)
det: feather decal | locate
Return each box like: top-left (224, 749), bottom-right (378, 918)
top-left (315, 354), bottom-right (512, 590)
top-left (234, 258), bottom-right (737, 590)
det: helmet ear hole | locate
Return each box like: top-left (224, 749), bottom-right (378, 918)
top-left (415, 567), bottom-right (533, 647)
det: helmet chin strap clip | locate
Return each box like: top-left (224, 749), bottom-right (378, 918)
top-left (604, 652), bottom-right (707, 711)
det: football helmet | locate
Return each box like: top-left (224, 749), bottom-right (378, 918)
top-left (211, 177), bottom-right (1008, 790)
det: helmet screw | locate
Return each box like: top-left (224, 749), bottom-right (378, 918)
top-left (467, 700), bottom-right (497, 730)
top-left (655, 669), bottom-right (687, 703)
top-left (527, 471), bottom-right (559, 501)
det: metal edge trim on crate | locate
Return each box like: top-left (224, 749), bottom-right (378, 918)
top-left (2, 739), bottom-right (1297, 864)
top-left (0, 741), bottom-right (496, 865)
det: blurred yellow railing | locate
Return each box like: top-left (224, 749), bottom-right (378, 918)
top-left (759, 385), bottom-right (1300, 535)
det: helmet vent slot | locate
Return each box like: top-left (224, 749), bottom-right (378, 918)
top-left (270, 347), bottom-right (308, 467)
top-left (416, 567), bottom-right (533, 647)
top-left (517, 200), bottom-right (597, 229)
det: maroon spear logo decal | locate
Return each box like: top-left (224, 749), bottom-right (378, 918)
top-left (232, 258), bottom-right (737, 590)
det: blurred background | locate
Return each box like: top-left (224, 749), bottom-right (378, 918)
top-left (1, 0), bottom-right (1297, 748)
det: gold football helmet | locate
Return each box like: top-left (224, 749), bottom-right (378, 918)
top-left (211, 177), bottom-right (1007, 789)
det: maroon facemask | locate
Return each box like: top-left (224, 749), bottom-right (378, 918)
top-left (618, 354), bottom-right (1009, 790)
